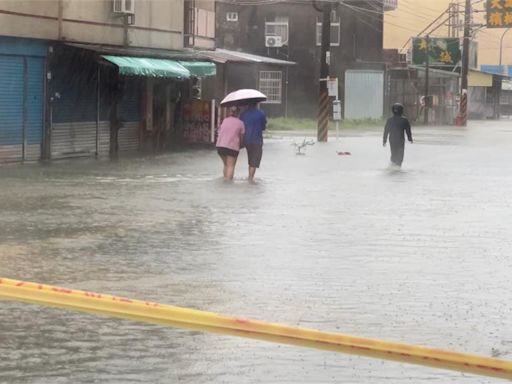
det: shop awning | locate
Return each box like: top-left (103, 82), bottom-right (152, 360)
top-left (102, 55), bottom-right (190, 79)
top-left (199, 48), bottom-right (296, 66)
top-left (178, 61), bottom-right (216, 77)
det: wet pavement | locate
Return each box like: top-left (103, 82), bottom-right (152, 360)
top-left (0, 120), bottom-right (511, 383)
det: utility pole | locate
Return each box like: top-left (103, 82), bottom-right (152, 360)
top-left (448, 2), bottom-right (454, 37)
top-left (424, 35), bottom-right (430, 125)
top-left (448, 2), bottom-right (460, 38)
top-left (317, 1), bottom-right (331, 142)
top-left (458, 0), bottom-right (471, 126)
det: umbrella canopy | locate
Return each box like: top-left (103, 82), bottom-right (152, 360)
top-left (220, 89), bottom-right (267, 106)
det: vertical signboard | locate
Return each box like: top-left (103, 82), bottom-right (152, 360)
top-left (327, 77), bottom-right (338, 98)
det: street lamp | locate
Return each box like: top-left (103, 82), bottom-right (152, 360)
top-left (499, 28), bottom-right (511, 75)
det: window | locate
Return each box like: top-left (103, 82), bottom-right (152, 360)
top-left (125, 0), bottom-right (134, 13)
top-left (265, 16), bottom-right (289, 45)
top-left (194, 8), bottom-right (215, 38)
top-left (383, 0), bottom-right (398, 11)
top-left (259, 71), bottom-right (282, 104)
top-left (113, 0), bottom-right (135, 14)
top-left (226, 12), bottom-right (238, 22)
top-left (316, 12), bottom-right (340, 46)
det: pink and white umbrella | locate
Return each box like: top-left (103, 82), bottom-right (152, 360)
top-left (220, 89), bottom-right (267, 107)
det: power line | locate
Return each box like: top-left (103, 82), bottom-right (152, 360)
top-left (382, 3), bottom-right (442, 23)
top-left (338, 2), bottom-right (420, 35)
top-left (399, 0), bottom-right (447, 16)
top-left (398, 6), bottom-right (450, 49)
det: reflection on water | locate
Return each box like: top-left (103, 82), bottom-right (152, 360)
top-left (1, 122), bottom-right (512, 383)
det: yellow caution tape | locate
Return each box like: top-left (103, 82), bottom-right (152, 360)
top-left (0, 277), bottom-right (511, 380)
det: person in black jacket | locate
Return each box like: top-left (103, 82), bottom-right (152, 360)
top-left (383, 103), bottom-right (413, 167)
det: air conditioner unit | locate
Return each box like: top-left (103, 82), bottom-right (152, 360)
top-left (113, 0), bottom-right (135, 14)
top-left (265, 35), bottom-right (283, 48)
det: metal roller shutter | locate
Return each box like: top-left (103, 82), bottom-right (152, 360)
top-left (51, 121), bottom-right (97, 158)
top-left (51, 121), bottom-right (110, 159)
top-left (25, 57), bottom-right (45, 161)
top-left (0, 55), bottom-right (24, 162)
top-left (51, 64), bottom-right (110, 159)
top-left (98, 121), bottom-right (110, 156)
top-left (118, 122), bottom-right (140, 151)
top-left (118, 80), bottom-right (141, 152)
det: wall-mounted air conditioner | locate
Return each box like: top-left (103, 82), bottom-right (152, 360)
top-left (265, 35), bottom-right (283, 48)
top-left (113, 0), bottom-right (135, 14)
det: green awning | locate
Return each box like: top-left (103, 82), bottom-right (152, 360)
top-left (102, 55), bottom-right (190, 79)
top-left (178, 61), bottom-right (216, 77)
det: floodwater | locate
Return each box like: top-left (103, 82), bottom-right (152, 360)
top-left (0, 120), bottom-right (511, 383)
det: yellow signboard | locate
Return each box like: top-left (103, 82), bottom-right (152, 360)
top-left (487, 0), bottom-right (512, 28)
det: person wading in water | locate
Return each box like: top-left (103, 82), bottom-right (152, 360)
top-left (383, 103), bottom-right (413, 167)
top-left (216, 106), bottom-right (245, 181)
top-left (240, 101), bottom-right (267, 182)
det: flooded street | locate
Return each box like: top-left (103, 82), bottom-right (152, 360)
top-left (1, 120), bottom-right (511, 383)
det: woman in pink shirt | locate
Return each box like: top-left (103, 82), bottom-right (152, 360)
top-left (216, 107), bottom-right (245, 180)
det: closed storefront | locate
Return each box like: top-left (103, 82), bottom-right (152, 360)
top-left (47, 44), bottom-right (217, 159)
top-left (50, 48), bottom-right (109, 160)
top-left (0, 37), bottom-right (47, 163)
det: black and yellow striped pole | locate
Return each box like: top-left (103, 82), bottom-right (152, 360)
top-left (458, 90), bottom-right (468, 126)
top-left (317, 1), bottom-right (331, 142)
top-left (458, 0), bottom-right (471, 126)
top-left (318, 87), bottom-right (330, 142)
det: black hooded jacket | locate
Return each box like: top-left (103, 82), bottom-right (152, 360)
top-left (383, 115), bottom-right (412, 146)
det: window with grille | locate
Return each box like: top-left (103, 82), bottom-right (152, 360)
top-left (265, 16), bottom-right (289, 45)
top-left (259, 71), bottom-right (282, 104)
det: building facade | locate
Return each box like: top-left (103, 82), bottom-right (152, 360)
top-left (0, 0), bottom-right (222, 163)
top-left (215, 0), bottom-right (388, 118)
